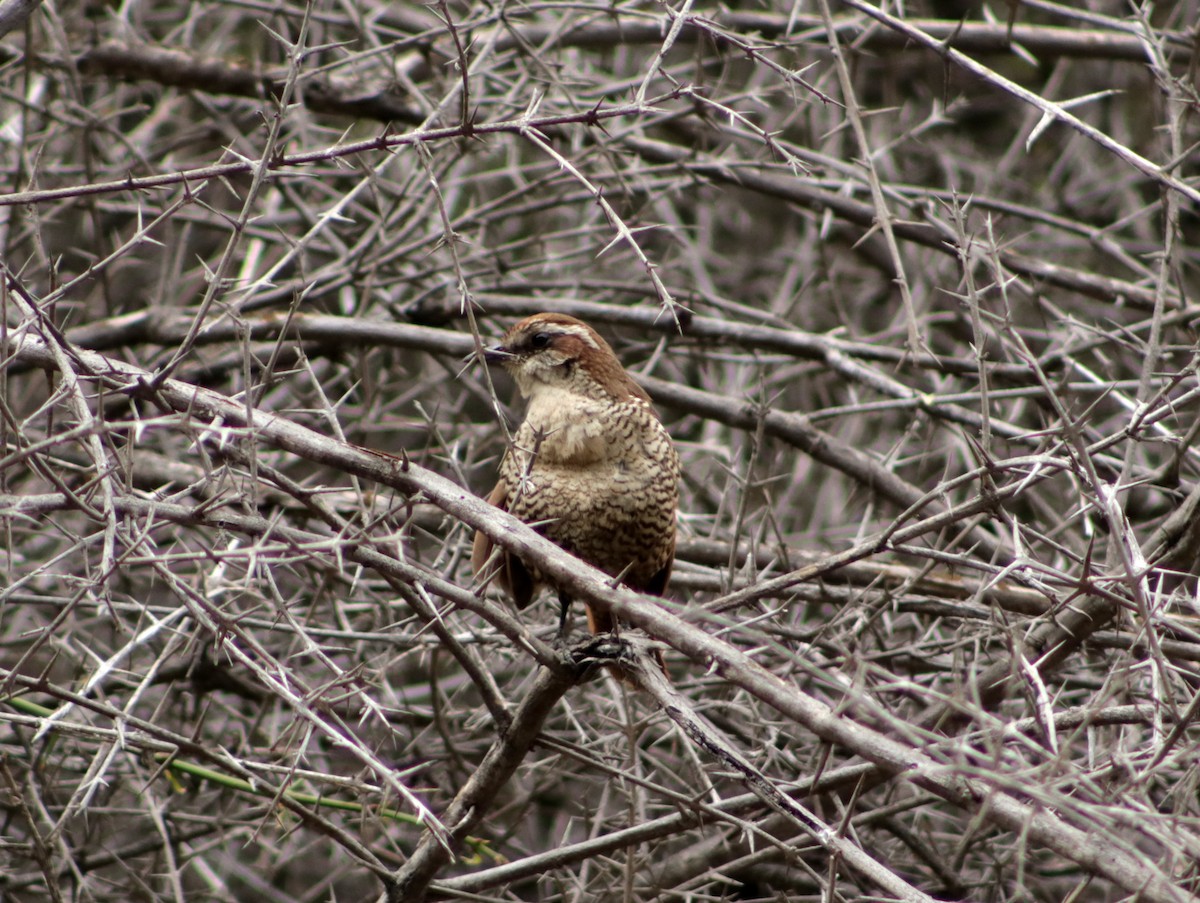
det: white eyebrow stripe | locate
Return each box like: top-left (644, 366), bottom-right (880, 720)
top-left (539, 323), bottom-right (599, 349)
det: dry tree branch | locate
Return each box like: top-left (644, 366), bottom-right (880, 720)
top-left (387, 661), bottom-right (582, 903)
top-left (3, 2), bottom-right (1198, 899)
top-left (431, 701), bottom-right (1166, 895)
top-left (815, 0), bottom-right (923, 356)
top-left (2, 676), bottom-right (394, 878)
top-left (842, 0), bottom-right (1200, 205)
top-left (622, 638), bottom-right (938, 903)
top-left (0, 96), bottom-right (686, 208)
top-left (0, 0), bottom-right (39, 39)
top-left (4, 330), bottom-right (1193, 902)
top-left (622, 136), bottom-right (1178, 311)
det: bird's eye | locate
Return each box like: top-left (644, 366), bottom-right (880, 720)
top-left (530, 332), bottom-right (552, 350)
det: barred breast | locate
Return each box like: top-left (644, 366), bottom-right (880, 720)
top-left (499, 395), bottom-right (680, 592)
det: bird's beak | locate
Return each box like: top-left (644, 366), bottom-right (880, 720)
top-left (463, 344), bottom-right (512, 368)
top-left (482, 344), bottom-right (512, 364)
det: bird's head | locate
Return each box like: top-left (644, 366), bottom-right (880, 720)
top-left (483, 312), bottom-right (648, 402)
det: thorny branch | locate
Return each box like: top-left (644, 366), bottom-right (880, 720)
top-left (2, 2), bottom-right (1199, 901)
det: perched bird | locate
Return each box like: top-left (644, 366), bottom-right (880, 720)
top-left (471, 312), bottom-right (680, 639)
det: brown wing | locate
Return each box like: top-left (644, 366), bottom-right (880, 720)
top-left (585, 533), bottom-right (675, 636)
top-left (471, 479), bottom-right (536, 609)
top-left (470, 479), bottom-right (507, 579)
top-left (640, 533), bottom-right (675, 597)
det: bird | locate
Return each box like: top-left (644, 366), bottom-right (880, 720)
top-left (471, 312), bottom-right (680, 642)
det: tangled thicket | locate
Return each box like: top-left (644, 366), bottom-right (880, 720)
top-left (1, 1), bottom-right (1199, 901)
